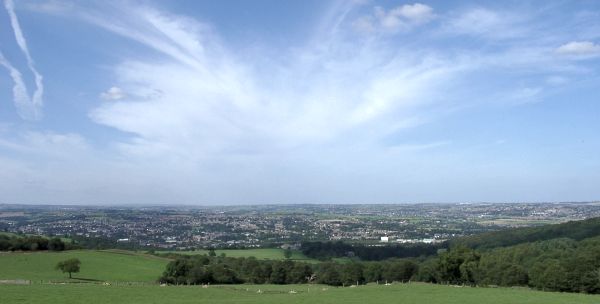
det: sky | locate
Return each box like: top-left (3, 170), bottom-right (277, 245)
top-left (0, 0), bottom-right (599, 205)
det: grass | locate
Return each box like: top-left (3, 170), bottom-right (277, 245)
top-left (1, 250), bottom-right (599, 303)
top-left (1, 283), bottom-right (599, 304)
top-left (157, 248), bottom-right (318, 262)
top-left (0, 250), bottom-right (168, 282)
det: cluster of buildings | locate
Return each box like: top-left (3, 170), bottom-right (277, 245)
top-left (1, 202), bottom-right (599, 250)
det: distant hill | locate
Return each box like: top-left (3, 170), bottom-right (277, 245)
top-left (450, 217), bottom-right (600, 249)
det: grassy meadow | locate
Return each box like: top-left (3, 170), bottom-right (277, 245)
top-left (2, 283), bottom-right (600, 304)
top-left (0, 250), bottom-right (168, 282)
top-left (1, 249), bottom-right (600, 304)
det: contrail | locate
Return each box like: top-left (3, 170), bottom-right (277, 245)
top-left (1, 0), bottom-right (44, 120)
top-left (0, 52), bottom-right (35, 119)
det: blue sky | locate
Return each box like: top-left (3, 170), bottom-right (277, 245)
top-left (0, 0), bottom-right (599, 205)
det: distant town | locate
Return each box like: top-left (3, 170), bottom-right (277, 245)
top-left (1, 202), bottom-right (599, 250)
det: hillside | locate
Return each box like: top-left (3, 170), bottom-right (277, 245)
top-left (450, 217), bottom-right (600, 249)
top-left (0, 250), bottom-right (168, 282)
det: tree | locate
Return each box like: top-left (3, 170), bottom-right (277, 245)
top-left (189, 263), bottom-right (212, 284)
top-left (363, 262), bottom-right (383, 282)
top-left (317, 262), bottom-right (342, 286)
top-left (501, 264), bottom-right (528, 286)
top-left (208, 248), bottom-right (216, 257)
top-left (288, 263), bottom-right (312, 284)
top-left (210, 264), bottom-right (238, 284)
top-left (581, 269), bottom-right (600, 294)
top-left (55, 258), bottom-right (81, 278)
top-left (542, 261), bottom-right (568, 291)
top-left (49, 237), bottom-right (66, 251)
top-left (436, 247), bottom-right (480, 285)
top-left (529, 259), bottom-right (568, 291)
top-left (161, 258), bottom-right (193, 284)
top-left (341, 263), bottom-right (364, 285)
top-left (414, 258), bottom-right (439, 283)
top-left (250, 263), bottom-right (272, 284)
top-left (284, 248), bottom-right (293, 259)
top-left (270, 261), bottom-right (288, 284)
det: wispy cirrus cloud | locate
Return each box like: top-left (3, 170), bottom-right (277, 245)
top-left (0, 0), bottom-right (44, 120)
top-left (78, 3), bottom-right (461, 161)
top-left (387, 140), bottom-right (452, 153)
top-left (353, 3), bottom-right (435, 34)
top-left (68, 2), bottom-right (594, 161)
top-left (2, 1), bottom-right (600, 204)
top-left (441, 7), bottom-right (530, 40)
top-left (23, 0), bottom-right (73, 14)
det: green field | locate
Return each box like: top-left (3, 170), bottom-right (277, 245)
top-left (158, 248), bottom-right (318, 262)
top-left (1, 250), bottom-right (600, 303)
top-left (1, 283), bottom-right (599, 304)
top-left (0, 250), bottom-right (168, 282)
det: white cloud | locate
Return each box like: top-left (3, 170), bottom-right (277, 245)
top-left (80, 3), bottom-right (568, 164)
top-left (23, 131), bottom-right (87, 149)
top-left (0, 53), bottom-right (34, 119)
top-left (449, 8), bottom-right (499, 33)
top-left (354, 3), bottom-right (434, 33)
top-left (0, 0), bottom-right (44, 120)
top-left (24, 0), bottom-right (73, 14)
top-left (556, 41), bottom-right (600, 57)
top-left (80, 4), bottom-right (462, 162)
top-left (390, 3), bottom-right (434, 24)
top-left (504, 87), bottom-right (543, 105)
top-left (0, 129), bottom-right (176, 204)
top-left (100, 86), bottom-right (126, 100)
top-left (546, 75), bottom-right (568, 86)
top-left (443, 8), bottom-right (527, 39)
top-left (0, 130), bottom-right (89, 159)
top-left (387, 140), bottom-right (451, 152)
top-left (353, 16), bottom-right (376, 33)
top-left (6, 1), bottom-right (599, 204)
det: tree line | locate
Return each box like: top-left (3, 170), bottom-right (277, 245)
top-left (300, 241), bottom-right (443, 261)
top-left (159, 255), bottom-right (419, 286)
top-left (0, 234), bottom-right (68, 251)
top-left (450, 217), bottom-right (600, 249)
top-left (417, 236), bottom-right (600, 293)
top-left (160, 234), bottom-right (600, 293)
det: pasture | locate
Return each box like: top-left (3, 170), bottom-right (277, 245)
top-left (1, 249), bottom-right (600, 304)
top-left (0, 250), bottom-right (168, 282)
top-left (1, 283), bottom-right (599, 304)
